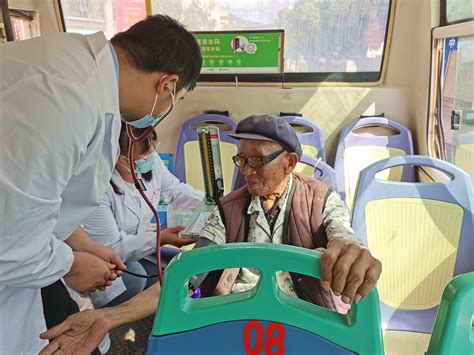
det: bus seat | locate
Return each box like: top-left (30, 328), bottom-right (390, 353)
top-left (454, 132), bottom-right (474, 186)
top-left (280, 115), bottom-right (326, 161)
top-left (426, 272), bottom-right (474, 355)
top-left (334, 116), bottom-right (414, 210)
top-left (313, 157), bottom-right (338, 192)
top-left (383, 331), bottom-right (431, 355)
top-left (294, 155), bottom-right (338, 191)
top-left (351, 155), bottom-right (474, 334)
top-left (174, 114), bottom-right (239, 195)
top-left (294, 154), bottom-right (317, 177)
top-left (142, 247), bottom-right (184, 271)
top-left (160, 247), bottom-right (183, 260)
top-left (147, 243), bottom-right (384, 354)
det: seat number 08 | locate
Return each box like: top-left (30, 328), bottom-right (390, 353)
top-left (243, 321), bottom-right (285, 354)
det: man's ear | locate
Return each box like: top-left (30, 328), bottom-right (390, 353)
top-left (285, 152), bottom-right (298, 174)
top-left (156, 73), bottom-right (179, 95)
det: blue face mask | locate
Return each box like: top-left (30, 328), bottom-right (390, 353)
top-left (126, 83), bottom-right (176, 129)
top-left (134, 153), bottom-right (157, 174)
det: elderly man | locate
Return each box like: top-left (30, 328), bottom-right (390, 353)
top-left (39, 115), bottom-right (381, 354)
top-left (192, 115), bottom-right (381, 310)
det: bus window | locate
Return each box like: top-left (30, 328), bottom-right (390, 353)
top-left (152, 0), bottom-right (391, 82)
top-left (59, 0), bottom-right (392, 83)
top-left (59, 0), bottom-right (146, 39)
top-left (444, 0), bottom-right (474, 25)
top-left (429, 21), bottom-right (474, 184)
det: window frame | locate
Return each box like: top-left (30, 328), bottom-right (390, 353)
top-left (197, 0), bottom-right (395, 87)
top-left (54, 0), bottom-right (66, 33)
top-left (1, 0), bottom-right (14, 41)
top-left (440, 0), bottom-right (474, 26)
top-left (57, 0), bottom-right (395, 87)
top-left (427, 21), bottom-right (474, 163)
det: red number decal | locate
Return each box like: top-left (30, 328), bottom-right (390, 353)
top-left (264, 323), bottom-right (285, 354)
top-left (244, 320), bottom-right (264, 355)
top-left (244, 321), bottom-right (285, 355)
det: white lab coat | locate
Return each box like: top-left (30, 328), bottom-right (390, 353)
top-left (82, 156), bottom-right (204, 305)
top-left (0, 32), bottom-right (120, 354)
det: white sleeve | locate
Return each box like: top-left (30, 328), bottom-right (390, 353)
top-left (112, 230), bottom-right (156, 262)
top-left (322, 191), bottom-right (363, 244)
top-left (158, 158), bottom-right (204, 209)
top-left (82, 189), bottom-right (155, 263)
top-left (0, 76), bottom-right (97, 289)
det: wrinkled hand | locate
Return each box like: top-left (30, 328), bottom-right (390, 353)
top-left (39, 309), bottom-right (110, 355)
top-left (319, 238), bottom-right (382, 304)
top-left (64, 252), bottom-right (117, 293)
top-left (160, 226), bottom-right (194, 248)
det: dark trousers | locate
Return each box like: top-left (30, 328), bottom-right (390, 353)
top-left (41, 280), bottom-right (100, 355)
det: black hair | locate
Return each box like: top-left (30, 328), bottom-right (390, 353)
top-left (111, 14), bottom-right (202, 92)
top-left (117, 124), bottom-right (157, 158)
top-left (111, 124), bottom-right (157, 194)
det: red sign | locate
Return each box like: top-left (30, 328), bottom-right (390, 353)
top-left (244, 321), bottom-right (285, 354)
top-left (115, 1), bottom-right (146, 33)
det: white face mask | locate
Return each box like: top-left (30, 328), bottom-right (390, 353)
top-left (122, 82), bottom-right (176, 129)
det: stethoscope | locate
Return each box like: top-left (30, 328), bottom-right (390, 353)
top-left (122, 87), bottom-right (176, 285)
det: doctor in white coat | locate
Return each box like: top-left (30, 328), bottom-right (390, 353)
top-left (83, 124), bottom-right (204, 307)
top-left (0, 15), bottom-right (202, 354)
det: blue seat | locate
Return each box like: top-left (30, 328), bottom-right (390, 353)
top-left (351, 155), bottom-right (474, 334)
top-left (280, 115), bottom-right (326, 161)
top-left (313, 157), bottom-right (338, 192)
top-left (334, 116), bottom-right (414, 209)
top-left (174, 114), bottom-right (239, 195)
top-left (292, 155), bottom-right (338, 191)
top-left (293, 154), bottom-right (318, 177)
top-left (148, 243), bottom-right (384, 354)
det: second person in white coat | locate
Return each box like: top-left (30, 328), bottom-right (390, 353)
top-left (83, 124), bottom-right (204, 307)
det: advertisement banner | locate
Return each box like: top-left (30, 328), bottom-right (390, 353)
top-left (194, 30), bottom-right (284, 74)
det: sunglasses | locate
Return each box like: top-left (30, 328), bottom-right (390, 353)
top-left (232, 149), bottom-right (286, 169)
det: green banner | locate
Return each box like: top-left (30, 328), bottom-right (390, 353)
top-left (194, 31), bottom-right (283, 74)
